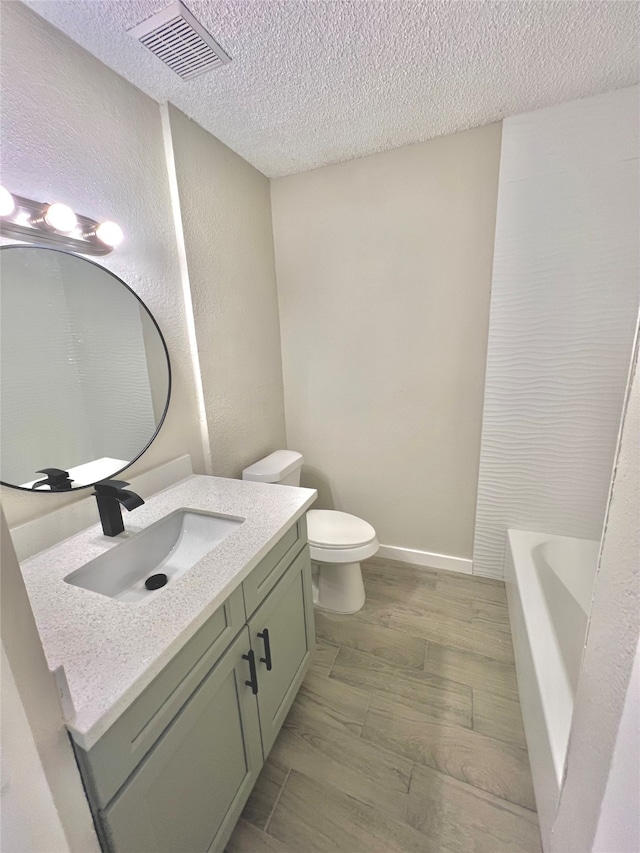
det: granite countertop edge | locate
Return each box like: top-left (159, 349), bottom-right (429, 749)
top-left (19, 474), bottom-right (317, 750)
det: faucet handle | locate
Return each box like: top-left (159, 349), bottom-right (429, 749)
top-left (94, 479), bottom-right (131, 495)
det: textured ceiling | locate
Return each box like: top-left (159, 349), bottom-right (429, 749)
top-left (24, 0), bottom-right (640, 177)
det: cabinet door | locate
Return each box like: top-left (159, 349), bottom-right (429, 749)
top-left (249, 546), bottom-right (315, 755)
top-left (101, 628), bottom-right (263, 853)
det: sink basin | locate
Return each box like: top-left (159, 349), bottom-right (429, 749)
top-left (65, 509), bottom-right (245, 603)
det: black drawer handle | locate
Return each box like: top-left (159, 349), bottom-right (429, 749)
top-left (258, 629), bottom-right (272, 671)
top-left (242, 650), bottom-right (258, 694)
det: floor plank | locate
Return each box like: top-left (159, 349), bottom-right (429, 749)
top-left (362, 561), bottom-right (438, 604)
top-left (424, 641), bottom-right (520, 701)
top-left (308, 640), bottom-right (339, 676)
top-left (225, 819), bottom-right (289, 853)
top-left (436, 570), bottom-right (508, 604)
top-left (240, 758), bottom-right (289, 830)
top-left (362, 694), bottom-right (536, 810)
top-left (391, 604), bottom-right (515, 664)
top-left (472, 598), bottom-right (511, 634)
top-left (317, 595), bottom-right (395, 629)
top-left (267, 769), bottom-right (451, 853)
top-left (315, 609), bottom-right (428, 669)
top-left (473, 689), bottom-right (528, 749)
top-left (330, 645), bottom-right (472, 727)
top-left (407, 763), bottom-right (541, 853)
top-left (394, 588), bottom-right (475, 622)
top-left (271, 708), bottom-right (412, 820)
top-left (285, 670), bottom-right (371, 736)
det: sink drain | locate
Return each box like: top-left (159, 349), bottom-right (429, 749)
top-left (145, 573), bottom-right (168, 591)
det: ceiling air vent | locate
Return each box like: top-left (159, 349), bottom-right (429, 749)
top-left (128, 1), bottom-right (231, 80)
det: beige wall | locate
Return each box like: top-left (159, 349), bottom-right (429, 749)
top-left (271, 124), bottom-right (501, 559)
top-left (166, 105), bottom-right (287, 478)
top-left (0, 2), bottom-right (205, 528)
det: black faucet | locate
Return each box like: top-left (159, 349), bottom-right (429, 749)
top-left (31, 468), bottom-right (73, 491)
top-left (94, 479), bottom-right (145, 537)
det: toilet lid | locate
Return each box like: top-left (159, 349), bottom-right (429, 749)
top-left (307, 510), bottom-right (376, 549)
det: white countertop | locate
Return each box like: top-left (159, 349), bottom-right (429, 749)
top-left (19, 474), bottom-right (316, 749)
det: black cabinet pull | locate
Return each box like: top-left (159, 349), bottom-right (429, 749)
top-left (242, 649), bottom-right (258, 694)
top-left (258, 629), bottom-right (272, 671)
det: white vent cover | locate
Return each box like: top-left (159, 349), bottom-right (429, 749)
top-left (128, 2), bottom-right (231, 80)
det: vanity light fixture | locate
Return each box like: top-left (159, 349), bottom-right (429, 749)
top-left (0, 186), bottom-right (15, 217)
top-left (0, 188), bottom-right (123, 256)
top-left (85, 220), bottom-right (125, 248)
top-left (31, 201), bottom-right (78, 233)
top-left (44, 202), bottom-right (77, 233)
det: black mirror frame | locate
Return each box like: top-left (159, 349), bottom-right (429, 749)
top-left (0, 244), bottom-right (172, 493)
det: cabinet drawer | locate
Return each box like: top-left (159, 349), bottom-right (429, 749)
top-left (242, 516), bottom-right (307, 617)
top-left (75, 587), bottom-right (245, 808)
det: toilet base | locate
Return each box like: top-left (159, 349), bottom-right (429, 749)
top-left (312, 560), bottom-right (366, 614)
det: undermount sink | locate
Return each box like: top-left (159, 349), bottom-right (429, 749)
top-left (65, 509), bottom-right (245, 603)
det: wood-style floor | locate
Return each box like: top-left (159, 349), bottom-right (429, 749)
top-left (226, 557), bottom-right (541, 853)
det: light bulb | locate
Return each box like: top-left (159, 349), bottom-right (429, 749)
top-left (95, 220), bottom-right (124, 247)
top-left (44, 202), bottom-right (77, 232)
top-left (0, 186), bottom-right (15, 217)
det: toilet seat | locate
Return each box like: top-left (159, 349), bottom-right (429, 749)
top-left (307, 510), bottom-right (379, 564)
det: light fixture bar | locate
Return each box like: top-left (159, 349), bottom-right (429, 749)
top-left (0, 191), bottom-right (122, 256)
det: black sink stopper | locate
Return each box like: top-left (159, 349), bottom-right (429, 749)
top-left (145, 573), bottom-right (168, 591)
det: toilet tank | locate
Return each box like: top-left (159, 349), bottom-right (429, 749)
top-left (241, 450), bottom-right (303, 486)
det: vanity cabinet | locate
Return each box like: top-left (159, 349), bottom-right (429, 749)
top-left (249, 546), bottom-right (313, 755)
top-left (102, 628), bottom-right (263, 853)
top-left (72, 519), bottom-right (313, 853)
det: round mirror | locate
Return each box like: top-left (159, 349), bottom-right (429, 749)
top-left (0, 246), bottom-right (171, 491)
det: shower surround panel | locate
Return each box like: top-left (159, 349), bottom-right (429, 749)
top-left (473, 86), bottom-right (640, 579)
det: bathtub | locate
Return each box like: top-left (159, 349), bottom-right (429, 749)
top-left (505, 529), bottom-right (599, 846)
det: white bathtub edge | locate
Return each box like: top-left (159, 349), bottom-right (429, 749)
top-left (505, 529), bottom-right (566, 850)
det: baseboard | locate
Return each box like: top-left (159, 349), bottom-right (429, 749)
top-left (376, 544), bottom-right (473, 575)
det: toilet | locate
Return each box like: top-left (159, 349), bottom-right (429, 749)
top-left (242, 450), bottom-right (378, 614)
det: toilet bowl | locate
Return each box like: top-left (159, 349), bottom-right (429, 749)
top-left (242, 451), bottom-right (378, 614)
top-left (307, 509), bottom-right (378, 613)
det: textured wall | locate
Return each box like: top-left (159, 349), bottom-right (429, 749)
top-left (0, 2), bottom-right (205, 527)
top-left (473, 87), bottom-right (640, 578)
top-left (592, 635), bottom-right (640, 853)
top-left (550, 341), bottom-right (639, 851)
top-left (271, 124), bottom-right (501, 560)
top-left (166, 105), bottom-right (286, 478)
